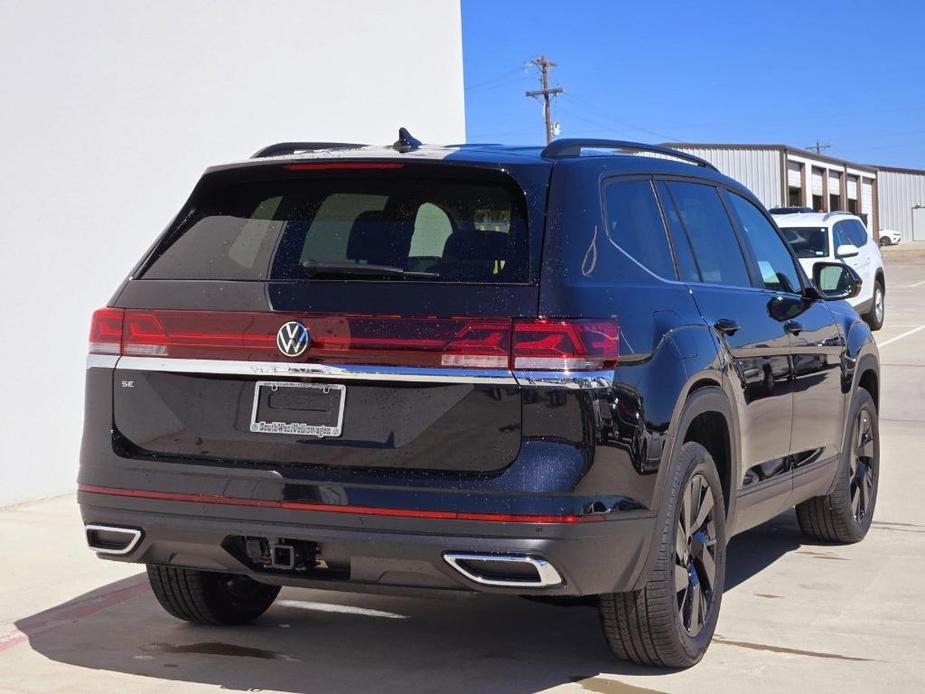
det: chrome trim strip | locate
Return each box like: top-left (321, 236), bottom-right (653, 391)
top-left (513, 370), bottom-right (614, 389)
top-left (443, 552), bottom-right (563, 588)
top-left (87, 354), bottom-right (119, 369)
top-left (84, 524), bottom-right (143, 555)
top-left (115, 356), bottom-right (517, 385)
top-left (113, 358), bottom-right (615, 389)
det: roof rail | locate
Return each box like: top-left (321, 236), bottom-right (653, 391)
top-left (251, 142), bottom-right (366, 158)
top-left (540, 138), bottom-right (718, 171)
top-left (822, 210), bottom-right (855, 221)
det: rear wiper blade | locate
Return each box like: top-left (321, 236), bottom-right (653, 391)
top-left (301, 260), bottom-right (439, 280)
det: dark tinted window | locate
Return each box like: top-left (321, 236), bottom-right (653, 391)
top-left (833, 221), bottom-right (854, 250)
top-left (655, 181), bottom-right (700, 282)
top-left (727, 193), bottom-right (801, 294)
top-left (780, 227), bottom-right (829, 258)
top-left (143, 171), bottom-right (529, 283)
top-left (602, 179), bottom-right (675, 278)
top-left (850, 220), bottom-right (869, 247)
top-left (666, 182), bottom-right (750, 287)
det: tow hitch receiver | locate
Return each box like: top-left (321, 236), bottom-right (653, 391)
top-left (240, 536), bottom-right (319, 571)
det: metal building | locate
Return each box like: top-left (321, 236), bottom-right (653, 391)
top-left (876, 167), bottom-right (925, 241)
top-left (665, 143), bottom-right (878, 228)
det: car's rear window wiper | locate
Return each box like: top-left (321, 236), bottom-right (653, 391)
top-left (301, 260), bottom-right (439, 280)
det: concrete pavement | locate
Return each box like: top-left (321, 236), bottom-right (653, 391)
top-left (2, 245), bottom-right (924, 693)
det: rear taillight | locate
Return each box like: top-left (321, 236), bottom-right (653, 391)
top-left (89, 308), bottom-right (618, 371)
top-left (511, 319), bottom-right (619, 370)
top-left (88, 308), bottom-right (124, 354)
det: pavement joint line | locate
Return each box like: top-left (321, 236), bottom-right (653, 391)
top-left (876, 324), bottom-right (925, 348)
top-left (907, 279), bottom-right (925, 287)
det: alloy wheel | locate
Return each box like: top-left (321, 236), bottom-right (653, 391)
top-left (849, 408), bottom-right (876, 522)
top-left (674, 473), bottom-right (718, 635)
top-left (874, 287), bottom-right (884, 324)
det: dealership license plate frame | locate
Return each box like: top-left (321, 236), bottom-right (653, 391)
top-left (250, 381), bottom-right (346, 438)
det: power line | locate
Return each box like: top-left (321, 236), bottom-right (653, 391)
top-left (525, 56), bottom-right (564, 144)
top-left (560, 93), bottom-right (678, 141)
top-left (464, 65), bottom-right (527, 92)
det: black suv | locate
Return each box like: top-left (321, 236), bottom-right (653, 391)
top-left (79, 133), bottom-right (880, 667)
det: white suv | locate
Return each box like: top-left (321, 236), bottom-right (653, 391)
top-left (773, 211), bottom-right (885, 330)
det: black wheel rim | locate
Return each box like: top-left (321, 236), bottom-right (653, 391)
top-left (849, 408), bottom-right (876, 522)
top-left (674, 473), bottom-right (718, 636)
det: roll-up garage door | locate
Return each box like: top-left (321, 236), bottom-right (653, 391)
top-left (861, 179), bottom-right (873, 216)
top-left (788, 161), bottom-right (802, 188)
top-left (847, 175), bottom-right (858, 200)
top-left (812, 169), bottom-right (823, 195)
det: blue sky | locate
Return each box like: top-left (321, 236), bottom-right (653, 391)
top-left (462, 0), bottom-right (925, 168)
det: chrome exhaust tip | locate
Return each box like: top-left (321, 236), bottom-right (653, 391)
top-left (85, 524), bottom-right (143, 555)
top-left (442, 552), bottom-right (563, 588)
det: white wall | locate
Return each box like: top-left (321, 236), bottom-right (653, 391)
top-left (0, 0), bottom-right (464, 506)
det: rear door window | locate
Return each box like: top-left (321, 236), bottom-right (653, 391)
top-left (602, 179), bottom-right (676, 279)
top-left (833, 221), bottom-right (854, 250)
top-left (655, 181), bottom-right (700, 282)
top-left (665, 182), bottom-right (751, 287)
top-left (142, 170), bottom-right (531, 284)
top-left (849, 220), bottom-right (870, 247)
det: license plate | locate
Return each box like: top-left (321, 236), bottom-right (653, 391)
top-left (249, 381), bottom-right (346, 437)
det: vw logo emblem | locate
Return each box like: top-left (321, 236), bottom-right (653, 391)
top-left (276, 321), bottom-right (310, 358)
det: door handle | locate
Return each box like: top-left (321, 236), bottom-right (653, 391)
top-left (784, 320), bottom-right (804, 335)
top-left (713, 318), bottom-right (740, 336)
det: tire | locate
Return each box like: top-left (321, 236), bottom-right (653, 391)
top-left (147, 565), bottom-right (280, 625)
top-left (865, 280), bottom-right (885, 331)
top-left (796, 387), bottom-right (879, 544)
top-left (879, 236), bottom-right (891, 247)
top-left (598, 442), bottom-right (726, 668)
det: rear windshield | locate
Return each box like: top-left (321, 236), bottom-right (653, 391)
top-left (780, 226), bottom-right (829, 258)
top-left (142, 168), bottom-right (530, 283)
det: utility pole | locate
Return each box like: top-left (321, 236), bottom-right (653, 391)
top-left (806, 140), bottom-right (831, 155)
top-left (525, 56), bottom-right (564, 144)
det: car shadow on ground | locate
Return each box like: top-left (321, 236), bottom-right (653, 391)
top-left (14, 511), bottom-right (808, 693)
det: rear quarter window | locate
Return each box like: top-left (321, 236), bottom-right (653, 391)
top-left (602, 179), bottom-right (676, 279)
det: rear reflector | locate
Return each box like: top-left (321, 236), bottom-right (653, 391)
top-left (78, 484), bottom-right (602, 523)
top-left (89, 309), bottom-right (618, 371)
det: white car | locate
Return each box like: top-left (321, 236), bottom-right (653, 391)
top-left (879, 229), bottom-right (902, 246)
top-left (773, 211), bottom-right (886, 330)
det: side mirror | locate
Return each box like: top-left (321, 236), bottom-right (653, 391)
top-left (836, 243), bottom-right (860, 258)
top-left (812, 262), bottom-right (862, 300)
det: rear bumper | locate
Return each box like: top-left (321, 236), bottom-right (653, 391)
top-left (78, 489), bottom-right (657, 597)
